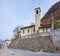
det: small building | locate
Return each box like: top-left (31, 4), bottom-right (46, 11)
top-left (0, 41), bottom-right (4, 49)
top-left (2, 39), bottom-right (11, 48)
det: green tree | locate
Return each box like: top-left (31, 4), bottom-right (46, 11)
top-left (54, 20), bottom-right (60, 29)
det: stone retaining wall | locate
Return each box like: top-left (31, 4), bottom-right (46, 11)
top-left (52, 29), bottom-right (60, 53)
top-left (9, 35), bottom-right (53, 52)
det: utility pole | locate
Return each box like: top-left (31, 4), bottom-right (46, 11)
top-left (51, 13), bottom-right (54, 29)
top-left (51, 13), bottom-right (55, 52)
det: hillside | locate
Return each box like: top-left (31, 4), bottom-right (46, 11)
top-left (41, 1), bottom-right (60, 26)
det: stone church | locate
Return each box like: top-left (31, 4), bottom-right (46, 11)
top-left (14, 1), bottom-right (60, 39)
top-left (9, 1), bottom-right (60, 53)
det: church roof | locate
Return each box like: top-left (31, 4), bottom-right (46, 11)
top-left (20, 25), bottom-right (35, 30)
top-left (39, 24), bottom-right (51, 29)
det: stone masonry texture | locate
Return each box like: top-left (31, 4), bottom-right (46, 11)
top-left (9, 35), bottom-right (53, 53)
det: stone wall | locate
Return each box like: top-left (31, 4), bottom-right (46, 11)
top-left (9, 35), bottom-right (53, 53)
top-left (52, 29), bottom-right (60, 53)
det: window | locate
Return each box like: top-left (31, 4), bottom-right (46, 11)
top-left (43, 28), bottom-right (44, 32)
top-left (33, 28), bottom-right (35, 32)
top-left (28, 29), bottom-right (30, 33)
top-left (23, 30), bottom-right (24, 34)
top-left (36, 10), bottom-right (38, 14)
top-left (46, 28), bottom-right (47, 32)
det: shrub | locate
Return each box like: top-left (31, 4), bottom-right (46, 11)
top-left (54, 20), bottom-right (60, 29)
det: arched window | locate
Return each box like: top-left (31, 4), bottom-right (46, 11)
top-left (33, 28), bottom-right (35, 32)
top-left (23, 30), bottom-right (24, 34)
top-left (46, 28), bottom-right (47, 32)
top-left (36, 10), bottom-right (38, 14)
top-left (28, 28), bottom-right (30, 33)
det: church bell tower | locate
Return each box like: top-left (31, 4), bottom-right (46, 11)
top-left (35, 7), bottom-right (41, 33)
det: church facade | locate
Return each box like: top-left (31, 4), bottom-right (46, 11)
top-left (20, 7), bottom-right (51, 39)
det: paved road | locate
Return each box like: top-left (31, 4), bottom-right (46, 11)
top-left (0, 48), bottom-right (60, 56)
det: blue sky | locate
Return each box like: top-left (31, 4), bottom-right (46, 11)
top-left (0, 0), bottom-right (60, 40)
